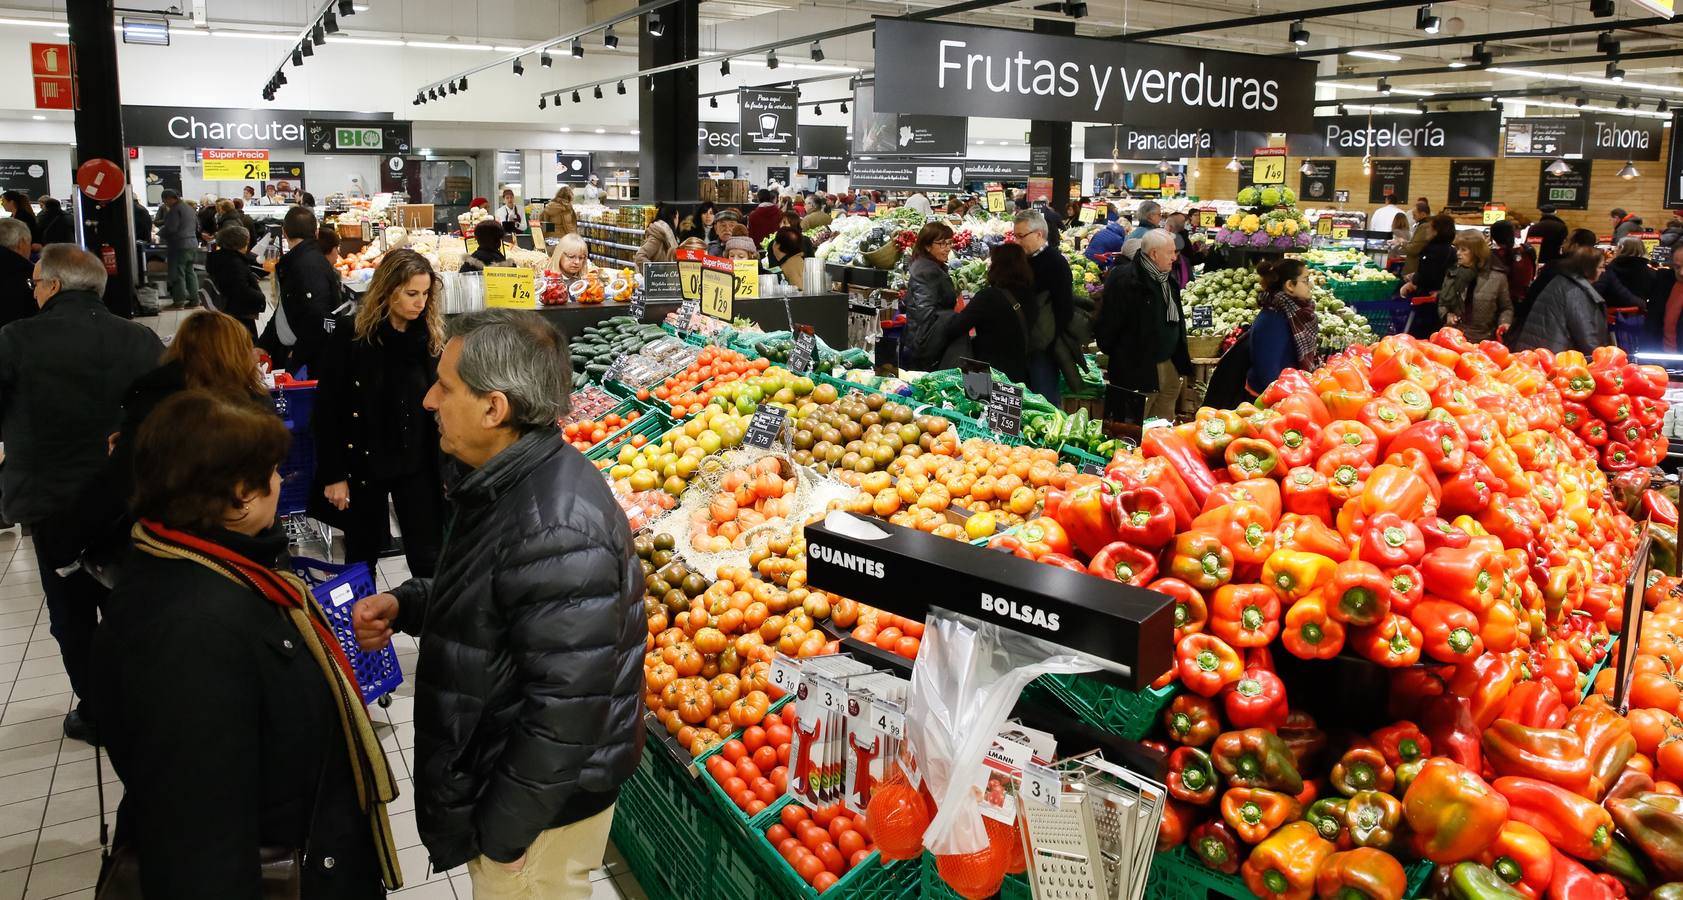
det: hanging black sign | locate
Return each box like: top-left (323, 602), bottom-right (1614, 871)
top-left (1666, 111), bottom-right (1683, 210)
top-left (745, 404), bottom-right (790, 450)
top-left (121, 105), bottom-right (389, 149)
top-left (1504, 117), bottom-right (1583, 158)
top-left (873, 19), bottom-right (1317, 133)
top-left (1030, 145), bottom-right (1053, 178)
top-left (1583, 114), bottom-right (1664, 162)
top-left (798, 125), bottom-right (850, 174)
top-left (767, 166), bottom-right (791, 186)
top-left (738, 88), bottom-right (799, 155)
top-left (1538, 158), bottom-right (1591, 210)
top-left (851, 80), bottom-right (968, 156)
top-left (1081, 126), bottom-right (1269, 162)
top-left (789, 326), bottom-right (816, 374)
top-left (848, 160), bottom-right (967, 191)
top-left (556, 153), bottom-right (593, 183)
top-left (0, 160), bottom-right (49, 198)
top-left (1293, 111), bottom-right (1501, 159)
top-left (1447, 159), bottom-right (1495, 208)
top-left (1238, 159), bottom-right (1254, 187)
top-left (303, 119), bottom-right (412, 155)
top-left (495, 150), bottom-right (523, 186)
top-left (141, 164), bottom-right (180, 203)
top-left (1299, 160), bottom-right (1336, 203)
top-left (1369, 160), bottom-right (1412, 205)
top-left (643, 261), bottom-right (682, 300)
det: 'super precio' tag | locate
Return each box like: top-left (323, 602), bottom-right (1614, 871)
top-left (1021, 761), bottom-right (1062, 809)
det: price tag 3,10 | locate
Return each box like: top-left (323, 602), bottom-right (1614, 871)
top-left (1021, 761), bottom-right (1062, 809)
top-left (770, 653), bottom-right (802, 697)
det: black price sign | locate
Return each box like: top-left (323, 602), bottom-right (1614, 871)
top-left (1079, 462), bottom-right (1106, 477)
top-left (987, 381), bottom-right (1023, 437)
top-left (627, 290), bottom-right (647, 321)
top-left (642, 261), bottom-right (682, 300)
top-left (745, 404), bottom-right (790, 450)
top-left (675, 298), bottom-right (699, 336)
top-left (603, 353), bottom-right (633, 383)
top-left (789, 325), bottom-right (817, 374)
top-left (1192, 305), bottom-right (1214, 330)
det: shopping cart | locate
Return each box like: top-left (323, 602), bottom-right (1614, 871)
top-left (272, 378), bottom-right (328, 546)
top-left (290, 556), bottom-right (404, 707)
top-left (1611, 308), bottom-right (1645, 353)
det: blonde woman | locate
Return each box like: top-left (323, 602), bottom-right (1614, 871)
top-left (548, 232), bottom-right (595, 282)
top-left (312, 248), bottom-right (445, 577)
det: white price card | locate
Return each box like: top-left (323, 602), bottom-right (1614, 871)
top-left (811, 675), bottom-right (845, 713)
top-left (871, 700), bottom-right (906, 739)
top-left (770, 653), bottom-right (802, 696)
top-left (1021, 761), bottom-right (1062, 810)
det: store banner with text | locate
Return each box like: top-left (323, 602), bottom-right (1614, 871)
top-left (1538, 158), bottom-right (1591, 210)
top-left (495, 151), bottom-right (523, 188)
top-left (1299, 160), bottom-right (1335, 202)
top-left (304, 119), bottom-right (412, 155)
top-left (848, 160), bottom-right (967, 191)
top-left (797, 125), bottom-right (850, 174)
top-left (1666, 111), bottom-right (1683, 210)
top-left (1369, 160), bottom-right (1411, 205)
top-left (0, 161), bottom-right (49, 198)
top-left (873, 19), bottom-right (1317, 133)
top-left (122, 106), bottom-right (390, 150)
top-left (1582, 114), bottom-right (1663, 161)
top-left (1292, 111), bottom-right (1501, 158)
top-left (1504, 117), bottom-right (1583, 158)
top-left (1081, 125), bottom-right (1269, 161)
top-left (738, 88), bottom-right (799, 155)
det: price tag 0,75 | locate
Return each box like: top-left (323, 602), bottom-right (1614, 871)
top-left (1021, 761), bottom-right (1062, 810)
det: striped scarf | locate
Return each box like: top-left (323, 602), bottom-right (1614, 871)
top-left (132, 520), bottom-right (404, 890)
top-left (1137, 252), bottom-right (1180, 323)
top-left (1259, 289), bottom-right (1319, 371)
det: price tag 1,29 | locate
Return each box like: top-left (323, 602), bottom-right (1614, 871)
top-left (788, 325), bottom-right (816, 374)
top-left (700, 257), bottom-right (736, 321)
top-left (1021, 761), bottom-right (1062, 810)
top-left (745, 404), bottom-right (790, 450)
top-left (986, 381), bottom-right (1023, 437)
top-left (769, 653), bottom-right (802, 698)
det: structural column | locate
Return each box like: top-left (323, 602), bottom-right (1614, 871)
top-left (640, 0), bottom-right (701, 203)
top-left (1028, 17), bottom-right (1075, 207)
top-left (68, 0), bottom-right (138, 316)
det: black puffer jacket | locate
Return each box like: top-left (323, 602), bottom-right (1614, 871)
top-left (902, 254), bottom-right (957, 370)
top-left (1508, 273), bottom-right (1610, 354)
top-left (389, 429), bottom-right (644, 870)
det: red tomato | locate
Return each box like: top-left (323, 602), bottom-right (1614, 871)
top-left (874, 627), bottom-right (903, 651)
top-left (721, 740), bottom-right (748, 763)
top-left (900, 620), bottom-right (925, 638)
top-left (838, 829), bottom-right (867, 859)
top-left (850, 816), bottom-right (871, 841)
top-left (827, 817), bottom-right (853, 841)
top-left (705, 756), bottom-right (733, 782)
top-left (765, 724), bottom-right (793, 748)
top-left (723, 776), bottom-right (747, 797)
top-left (894, 636), bottom-right (920, 659)
top-left (753, 745), bottom-right (778, 771)
top-left (742, 726), bottom-right (768, 753)
top-left (731, 789), bottom-right (756, 810)
top-left (736, 760), bottom-right (763, 782)
top-left (778, 743), bottom-right (792, 766)
top-left (849, 849), bottom-right (873, 869)
top-left (766, 824), bottom-right (791, 845)
top-left (771, 767), bottom-right (789, 795)
top-left (753, 779), bottom-right (779, 805)
top-left (812, 803), bottom-right (842, 828)
top-left (816, 842), bottom-right (847, 875)
top-left (814, 872), bottom-right (839, 893)
top-left (780, 804), bottom-right (810, 832)
top-left (801, 826), bottom-right (831, 854)
top-left (778, 837), bottom-right (801, 860)
top-left (745, 799), bottom-right (767, 816)
top-left (783, 706), bottom-right (800, 727)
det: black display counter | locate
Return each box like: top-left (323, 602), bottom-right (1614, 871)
top-left (504, 292), bottom-right (852, 348)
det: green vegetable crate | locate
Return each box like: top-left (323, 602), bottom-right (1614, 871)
top-left (1347, 298), bottom-right (1412, 337)
top-left (1144, 845), bottom-right (1437, 900)
top-left (1021, 673), bottom-right (1177, 741)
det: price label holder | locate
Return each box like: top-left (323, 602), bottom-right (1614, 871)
top-left (1191, 305), bottom-right (1214, 331)
top-left (789, 325), bottom-right (816, 374)
top-left (676, 248), bottom-right (704, 302)
top-left (770, 653), bottom-right (803, 697)
top-left (987, 381), bottom-right (1023, 437)
top-left (699, 255), bottom-right (735, 321)
top-left (1078, 205), bottom-right (1097, 225)
top-left (1079, 462), bottom-right (1106, 477)
top-left (1021, 761), bottom-right (1062, 810)
top-left (1199, 208), bottom-right (1218, 229)
top-left (1331, 224), bottom-right (1351, 240)
top-left (987, 189), bottom-right (1005, 213)
top-left (482, 267), bottom-right (538, 309)
top-left (867, 696), bottom-right (905, 740)
top-left (642, 261), bottom-right (682, 301)
top-left (202, 148), bottom-right (270, 181)
top-left (603, 353), bottom-right (633, 384)
top-left (732, 259), bottom-right (760, 299)
top-left (674, 298), bottom-right (700, 337)
top-left (1251, 148), bottom-right (1287, 185)
top-left (627, 290), bottom-right (647, 321)
top-left (810, 674), bottom-right (847, 716)
top-left (745, 403), bottom-right (790, 451)
top-left (1482, 204), bottom-right (1507, 226)
top-left (1316, 216), bottom-right (1333, 237)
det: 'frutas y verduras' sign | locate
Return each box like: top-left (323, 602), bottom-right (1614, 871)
top-left (872, 19), bottom-right (1317, 133)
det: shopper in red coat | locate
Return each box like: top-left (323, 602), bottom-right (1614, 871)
top-left (747, 189), bottom-right (783, 243)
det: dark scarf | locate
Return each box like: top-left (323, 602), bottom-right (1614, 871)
top-left (131, 520), bottom-right (404, 890)
top-left (1260, 289), bottom-right (1318, 370)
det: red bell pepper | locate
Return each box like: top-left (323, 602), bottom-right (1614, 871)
top-left (1155, 576), bottom-right (1210, 642)
top-left (1554, 364), bottom-right (1598, 402)
top-left (1143, 426), bottom-right (1217, 507)
top-left (1373, 721), bottom-right (1433, 768)
top-left (1226, 437), bottom-right (1282, 481)
top-left (1318, 446), bottom-right (1375, 506)
top-left (1169, 529), bottom-right (1236, 591)
top-left (1422, 545), bottom-right (1502, 612)
top-left (1055, 478), bottom-right (1121, 559)
top-left (1328, 559), bottom-right (1392, 626)
top-left (1360, 463), bottom-right (1434, 522)
top-left (1359, 512), bottom-right (1426, 568)
top-left (1360, 397), bottom-right (1412, 445)
top-left (1204, 479), bottom-right (1283, 526)
top-left (1038, 552), bottom-right (1089, 572)
top-left (1456, 409), bottom-right (1499, 458)
top-left (1177, 633), bottom-right (1245, 697)
top-left (1321, 420), bottom-right (1382, 465)
top-left (1419, 516), bottom-right (1472, 552)
top-left (1629, 363), bottom-right (1669, 398)
top-left (1602, 443), bottom-right (1638, 472)
top-left (1492, 776), bottom-right (1614, 861)
top-left (1209, 583), bottom-right (1282, 649)
top-left (1354, 613), bottom-right (1423, 668)
top-left (1225, 666), bottom-right (1289, 730)
top-left (1274, 512), bottom-right (1351, 560)
top-left (1415, 598), bottom-right (1485, 664)
top-left (1015, 517), bottom-right (1071, 559)
top-left (1381, 379), bottom-right (1434, 422)
top-left (1386, 564), bottom-right (1425, 616)
top-left (1168, 747), bottom-right (1219, 805)
top-left (1110, 484), bottom-right (1173, 549)
top-left (1646, 490), bottom-right (1680, 528)
top-left (1386, 419), bottom-right (1469, 475)
top-left (1587, 393), bottom-right (1633, 428)
top-left (1193, 502), bottom-right (1276, 567)
top-left (1550, 850), bottom-right (1620, 900)
top-left (1163, 693), bottom-right (1223, 747)
top-left (1261, 412), bottom-right (1322, 469)
top-left (1439, 462), bottom-right (1496, 518)
top-left (1498, 680), bottom-right (1567, 730)
top-left (1088, 541), bottom-right (1157, 586)
top-left (1282, 591), bottom-right (1344, 660)
top-left (1283, 466), bottom-right (1334, 523)
top-left (1420, 694), bottom-right (1484, 771)
top-left (1188, 820), bottom-right (1242, 873)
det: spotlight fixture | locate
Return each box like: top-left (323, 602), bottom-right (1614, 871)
top-left (1473, 42), bottom-right (1492, 65)
top-left (720, 58), bottom-right (730, 75)
top-left (338, 0), bottom-right (354, 15)
top-left (1362, 154), bottom-right (1373, 176)
top-left (538, 96), bottom-right (546, 110)
top-left (1064, 1), bottom-right (1088, 17)
top-left (1415, 4), bottom-right (1440, 33)
top-left (709, 96), bottom-right (718, 108)
top-left (573, 90), bottom-right (582, 103)
top-left (594, 85), bottom-right (603, 99)
top-left (1660, 99), bottom-right (1671, 112)
top-left (458, 77), bottom-right (467, 91)
top-left (322, 11), bottom-right (338, 34)
top-left (571, 36), bottom-right (584, 58)
top-left (1378, 77), bottom-right (1392, 95)
top-left (553, 92), bottom-right (562, 106)
top-left (1418, 100), bottom-right (1428, 112)
top-left (1597, 31), bottom-right (1619, 55)
top-left (815, 104), bottom-right (823, 116)
top-left (1300, 159), bottom-right (1314, 174)
top-left (1289, 20), bottom-right (1309, 46)
top-left (427, 87), bottom-right (437, 101)
top-left (618, 81), bottom-right (626, 95)
top-left (1617, 160), bottom-right (1640, 179)
top-left (292, 47), bottom-right (304, 65)
top-left (1617, 94), bottom-right (1630, 108)
top-left (1225, 155), bottom-right (1242, 172)
top-left (810, 41), bottom-right (824, 61)
top-left (1591, 0), bottom-right (1615, 17)
top-left (311, 25), bottom-right (325, 46)
top-left (767, 49), bottom-right (779, 69)
top-left (275, 70), bottom-right (286, 85)
top-left (540, 49), bottom-right (552, 67)
top-left (604, 27), bottom-right (619, 50)
top-left (1607, 60), bottom-right (1625, 81)
top-left (1490, 97), bottom-right (1502, 111)
top-left (1337, 103), bottom-right (1348, 115)
top-left (512, 56), bottom-right (524, 76)
top-left (1157, 159), bottom-right (1171, 172)
top-left (448, 81), bottom-right (457, 94)
top-left (1575, 96), bottom-right (1587, 107)
top-left (647, 11), bottom-right (665, 36)
top-left (840, 101), bottom-right (848, 113)
top-left (1546, 158), bottom-right (1573, 175)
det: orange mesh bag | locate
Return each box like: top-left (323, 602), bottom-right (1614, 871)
top-left (986, 814), bottom-right (1027, 874)
top-left (865, 760), bottom-right (929, 861)
top-left (935, 838), bottom-right (1008, 900)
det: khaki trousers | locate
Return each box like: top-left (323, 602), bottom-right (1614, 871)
top-left (1147, 359), bottom-right (1184, 422)
top-left (466, 804), bottom-right (616, 900)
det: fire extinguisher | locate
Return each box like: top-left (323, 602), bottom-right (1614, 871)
top-left (100, 245), bottom-right (117, 274)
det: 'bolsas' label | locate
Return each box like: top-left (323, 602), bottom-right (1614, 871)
top-left (980, 592), bottom-right (1061, 631)
top-left (810, 544), bottom-right (886, 579)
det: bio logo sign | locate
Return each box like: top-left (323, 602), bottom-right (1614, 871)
top-left (335, 127), bottom-right (383, 150)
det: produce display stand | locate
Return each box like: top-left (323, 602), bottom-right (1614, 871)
top-left (478, 293), bottom-right (853, 349)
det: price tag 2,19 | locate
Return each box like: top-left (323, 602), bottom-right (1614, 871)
top-left (745, 404), bottom-right (790, 450)
top-left (1021, 761), bottom-right (1062, 809)
top-left (987, 381), bottom-right (1023, 437)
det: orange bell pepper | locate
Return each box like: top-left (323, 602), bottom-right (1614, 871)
top-left (1403, 758), bottom-right (1509, 864)
top-left (1243, 821), bottom-right (1333, 900)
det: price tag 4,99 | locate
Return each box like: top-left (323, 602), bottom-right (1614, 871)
top-left (871, 700), bottom-right (906, 740)
top-left (1021, 761), bottom-right (1062, 809)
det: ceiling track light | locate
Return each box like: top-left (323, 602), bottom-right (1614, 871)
top-left (337, 0), bottom-right (354, 15)
top-left (720, 58), bottom-right (730, 75)
top-left (458, 77), bottom-right (467, 91)
top-left (573, 90), bottom-right (582, 103)
top-left (311, 25), bottom-right (325, 46)
top-left (1473, 42), bottom-right (1492, 66)
top-left (1591, 0), bottom-right (1615, 16)
top-left (295, 44), bottom-right (308, 63)
top-left (840, 101), bottom-right (848, 113)
top-left (322, 11), bottom-right (338, 34)
top-left (709, 96), bottom-right (718, 108)
top-left (594, 85), bottom-right (603, 99)
top-left (1607, 59), bottom-right (1625, 81)
top-left (448, 81), bottom-right (457, 94)
top-left (1417, 100), bottom-right (1428, 111)
top-left (1597, 31), bottom-right (1620, 54)
top-left (1617, 160), bottom-right (1640, 179)
top-left (540, 49), bottom-right (552, 67)
top-left (647, 11), bottom-right (664, 37)
top-left (571, 36), bottom-right (584, 58)
top-left (512, 56), bottom-right (524, 76)
top-left (815, 104), bottom-right (823, 115)
top-left (767, 49), bottom-right (779, 69)
top-left (1617, 94), bottom-right (1630, 108)
top-left (1064, 1), bottom-right (1088, 17)
top-left (275, 70), bottom-right (286, 85)
top-left (603, 27), bottom-right (618, 50)
top-left (1660, 99), bottom-right (1671, 112)
top-left (1415, 4), bottom-right (1440, 34)
top-left (810, 41), bottom-right (824, 61)
top-left (1289, 19), bottom-right (1309, 46)
top-left (1378, 77), bottom-right (1392, 95)
top-left (1337, 103), bottom-right (1348, 115)
top-left (538, 96), bottom-right (546, 109)
top-left (617, 80), bottom-right (626, 95)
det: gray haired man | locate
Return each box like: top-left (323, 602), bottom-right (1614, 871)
top-left (1013, 209), bottom-right (1074, 404)
top-left (352, 310), bottom-right (644, 897)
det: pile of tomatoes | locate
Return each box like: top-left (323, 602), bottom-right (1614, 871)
top-left (561, 408), bottom-right (644, 452)
top-left (765, 800), bottom-right (880, 894)
top-left (702, 703), bottom-right (797, 816)
top-left (646, 347), bottom-right (772, 419)
top-left (837, 602), bottom-right (924, 661)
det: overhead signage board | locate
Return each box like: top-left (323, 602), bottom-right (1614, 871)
top-left (1369, 160), bottom-right (1412, 205)
top-left (851, 80), bottom-right (968, 156)
top-left (1583, 114), bottom-right (1664, 162)
top-left (872, 19), bottom-right (1318, 133)
top-left (303, 118), bottom-right (410, 155)
top-left (1291, 111), bottom-right (1501, 159)
top-left (1299, 160), bottom-right (1336, 203)
top-left (1538, 158), bottom-right (1591, 210)
top-left (495, 150), bottom-right (523, 186)
top-left (738, 88), bottom-right (799, 155)
top-left (201, 148), bottom-right (270, 181)
top-left (797, 125), bottom-right (850, 174)
top-left (848, 160), bottom-right (966, 191)
top-left (1080, 126), bottom-right (1270, 161)
top-left (1447, 159), bottom-right (1496, 207)
top-left (556, 152), bottom-right (594, 182)
top-left (0, 161), bottom-right (50, 198)
top-left (1505, 117), bottom-right (1583, 158)
top-left (122, 106), bottom-right (390, 150)
top-left (1666, 111), bottom-right (1683, 210)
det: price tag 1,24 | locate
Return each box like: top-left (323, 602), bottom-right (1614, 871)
top-left (1021, 761), bottom-right (1062, 810)
top-left (482, 267), bottom-right (538, 309)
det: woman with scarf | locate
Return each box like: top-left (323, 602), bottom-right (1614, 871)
top-left (1247, 258), bottom-right (1318, 396)
top-left (313, 249), bottom-right (445, 578)
top-left (93, 389), bottom-right (403, 898)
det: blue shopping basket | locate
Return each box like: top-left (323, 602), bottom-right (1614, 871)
top-left (290, 556), bottom-right (404, 707)
top-left (273, 382), bottom-right (317, 518)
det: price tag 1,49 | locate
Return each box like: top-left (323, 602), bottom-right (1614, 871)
top-left (1021, 761), bottom-right (1062, 810)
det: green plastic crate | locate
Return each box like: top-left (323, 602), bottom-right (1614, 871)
top-left (814, 371), bottom-right (903, 402)
top-left (1143, 845), bottom-right (1438, 900)
top-left (585, 410), bottom-right (675, 463)
top-left (920, 852), bottom-right (1032, 900)
top-left (1023, 674), bottom-right (1177, 741)
top-left (1058, 443), bottom-right (1109, 470)
top-left (610, 736), bottom-right (732, 900)
top-left (566, 396), bottom-right (649, 451)
top-left (691, 696), bottom-right (797, 829)
top-left (916, 404), bottom-right (1029, 448)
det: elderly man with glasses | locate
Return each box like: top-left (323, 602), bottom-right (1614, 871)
top-left (1645, 244), bottom-right (1683, 353)
top-left (1013, 209), bottom-right (1075, 403)
top-left (0, 218), bottom-right (35, 329)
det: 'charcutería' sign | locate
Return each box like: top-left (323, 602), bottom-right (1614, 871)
top-left (872, 19), bottom-right (1317, 133)
top-left (121, 105), bottom-right (390, 149)
top-left (1291, 111), bottom-right (1501, 159)
top-left (1583, 114), bottom-right (1663, 161)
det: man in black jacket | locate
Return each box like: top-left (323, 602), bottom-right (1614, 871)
top-left (352, 310), bottom-right (643, 894)
top-left (268, 205), bottom-right (340, 375)
top-left (1096, 231), bottom-right (1190, 421)
top-left (0, 244), bottom-right (161, 742)
top-left (1014, 209), bottom-right (1075, 404)
top-left (0, 218), bottom-right (37, 329)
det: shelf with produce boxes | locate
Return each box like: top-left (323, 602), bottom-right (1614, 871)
top-left (1180, 267), bottom-right (1376, 354)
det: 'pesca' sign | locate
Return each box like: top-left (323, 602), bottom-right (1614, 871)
top-left (873, 19), bottom-right (1317, 133)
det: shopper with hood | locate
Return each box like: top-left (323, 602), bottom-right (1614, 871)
top-left (747, 189), bottom-right (784, 243)
top-left (901, 221), bottom-right (958, 370)
top-left (314, 249), bottom-right (445, 579)
top-left (1438, 230), bottom-right (1513, 343)
top-left (204, 224), bottom-right (267, 340)
top-left (1507, 247), bottom-right (1611, 354)
top-left (1611, 207), bottom-right (1644, 243)
top-left (351, 310), bottom-right (644, 896)
top-left (1599, 237), bottom-right (1657, 307)
top-left (543, 186), bottom-right (578, 239)
top-left (1247, 257), bottom-right (1318, 396)
top-left (35, 197), bottom-right (73, 246)
top-left (636, 201), bottom-right (682, 267)
top-left (1645, 244), bottom-right (1683, 352)
top-left (1096, 229), bottom-right (1189, 420)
